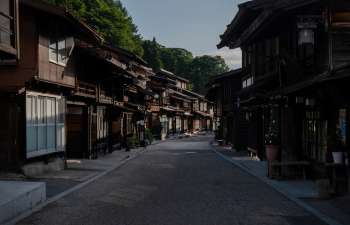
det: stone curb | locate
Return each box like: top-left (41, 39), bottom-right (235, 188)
top-left (211, 146), bottom-right (344, 225)
top-left (6, 147), bottom-right (149, 225)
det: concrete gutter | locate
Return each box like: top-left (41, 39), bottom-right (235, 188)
top-left (0, 181), bottom-right (46, 225)
top-left (211, 147), bottom-right (344, 225)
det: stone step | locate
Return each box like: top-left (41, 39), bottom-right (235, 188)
top-left (0, 181), bottom-right (46, 224)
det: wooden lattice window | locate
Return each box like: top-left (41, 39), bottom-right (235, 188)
top-left (0, 0), bottom-right (18, 56)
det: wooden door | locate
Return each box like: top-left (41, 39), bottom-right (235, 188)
top-left (66, 105), bottom-right (88, 158)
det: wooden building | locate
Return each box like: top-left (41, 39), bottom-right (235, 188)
top-left (0, 0), bottom-right (155, 173)
top-left (207, 69), bottom-right (247, 150)
top-left (153, 69), bottom-right (194, 136)
top-left (218, 0), bottom-right (350, 192)
top-left (149, 69), bottom-right (213, 139)
top-left (0, 0), bottom-right (103, 170)
top-left (65, 43), bottom-right (154, 159)
top-left (183, 89), bottom-right (213, 132)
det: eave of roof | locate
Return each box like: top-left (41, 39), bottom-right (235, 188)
top-left (213, 68), bottom-right (242, 81)
top-left (21, 0), bottom-right (104, 44)
top-left (182, 89), bottom-right (204, 99)
top-left (102, 44), bottom-right (149, 67)
top-left (206, 68), bottom-right (242, 90)
top-left (151, 75), bottom-right (177, 85)
top-left (157, 69), bottom-right (190, 83)
top-left (218, 0), bottom-right (320, 49)
top-left (170, 90), bottom-right (196, 101)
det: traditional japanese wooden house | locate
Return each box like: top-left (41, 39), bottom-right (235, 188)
top-left (154, 69), bottom-right (194, 135)
top-left (183, 89), bottom-right (213, 132)
top-left (207, 69), bottom-right (247, 150)
top-left (0, 0), bottom-right (19, 62)
top-left (67, 42), bottom-right (155, 158)
top-left (148, 73), bottom-right (177, 140)
top-left (121, 53), bottom-right (155, 147)
top-left (0, 0), bottom-right (103, 170)
top-left (219, 0), bottom-right (350, 191)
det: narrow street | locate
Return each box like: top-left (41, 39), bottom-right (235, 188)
top-left (17, 136), bottom-right (325, 225)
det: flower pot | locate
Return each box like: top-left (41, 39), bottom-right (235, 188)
top-left (265, 145), bottom-right (279, 161)
top-left (332, 152), bottom-right (344, 164)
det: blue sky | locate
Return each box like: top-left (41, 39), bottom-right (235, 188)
top-left (120, 0), bottom-right (248, 68)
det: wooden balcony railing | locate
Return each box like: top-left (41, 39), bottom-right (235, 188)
top-left (99, 89), bottom-right (113, 104)
top-left (76, 81), bottom-right (97, 98)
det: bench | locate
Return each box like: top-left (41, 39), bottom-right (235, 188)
top-left (270, 161), bottom-right (311, 180)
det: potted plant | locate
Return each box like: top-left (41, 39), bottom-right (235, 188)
top-left (265, 119), bottom-right (279, 161)
top-left (329, 130), bottom-right (345, 164)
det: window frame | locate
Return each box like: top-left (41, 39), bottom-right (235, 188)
top-left (49, 37), bottom-right (67, 66)
top-left (0, 0), bottom-right (18, 56)
top-left (49, 34), bottom-right (74, 66)
top-left (26, 91), bottom-right (66, 159)
top-left (242, 76), bottom-right (254, 89)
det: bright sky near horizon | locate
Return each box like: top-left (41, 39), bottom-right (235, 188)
top-left (120, 0), bottom-right (248, 69)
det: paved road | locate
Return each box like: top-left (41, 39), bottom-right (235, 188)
top-left (17, 136), bottom-right (325, 225)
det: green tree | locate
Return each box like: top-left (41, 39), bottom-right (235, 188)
top-left (187, 55), bottom-right (229, 94)
top-left (141, 39), bottom-right (229, 94)
top-left (160, 48), bottom-right (193, 77)
top-left (45, 0), bottom-right (143, 56)
top-left (142, 38), bottom-right (163, 71)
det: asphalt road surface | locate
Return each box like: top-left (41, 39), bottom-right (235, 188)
top-left (17, 135), bottom-right (326, 225)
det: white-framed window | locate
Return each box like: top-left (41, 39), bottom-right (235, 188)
top-left (176, 116), bottom-right (181, 131)
top-left (203, 102), bottom-right (207, 112)
top-left (26, 92), bottom-right (66, 158)
top-left (168, 117), bottom-right (173, 130)
top-left (242, 76), bottom-right (254, 89)
top-left (49, 37), bottom-right (74, 66)
top-left (97, 107), bottom-right (108, 140)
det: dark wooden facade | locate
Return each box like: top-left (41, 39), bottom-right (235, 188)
top-left (218, 0), bottom-right (350, 193)
top-left (149, 69), bottom-right (213, 140)
top-left (0, 0), bottom-right (155, 171)
top-left (0, 0), bottom-right (104, 170)
top-left (207, 69), bottom-right (247, 150)
top-left (0, 0), bottom-right (213, 173)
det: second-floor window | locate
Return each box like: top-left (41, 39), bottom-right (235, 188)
top-left (176, 81), bottom-right (181, 88)
top-left (0, 0), bottom-right (12, 46)
top-left (0, 0), bottom-right (17, 54)
top-left (242, 76), bottom-right (254, 89)
top-left (49, 36), bottom-right (74, 66)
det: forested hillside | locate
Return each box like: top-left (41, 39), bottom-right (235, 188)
top-left (45, 0), bottom-right (229, 94)
top-left (143, 38), bottom-right (229, 93)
